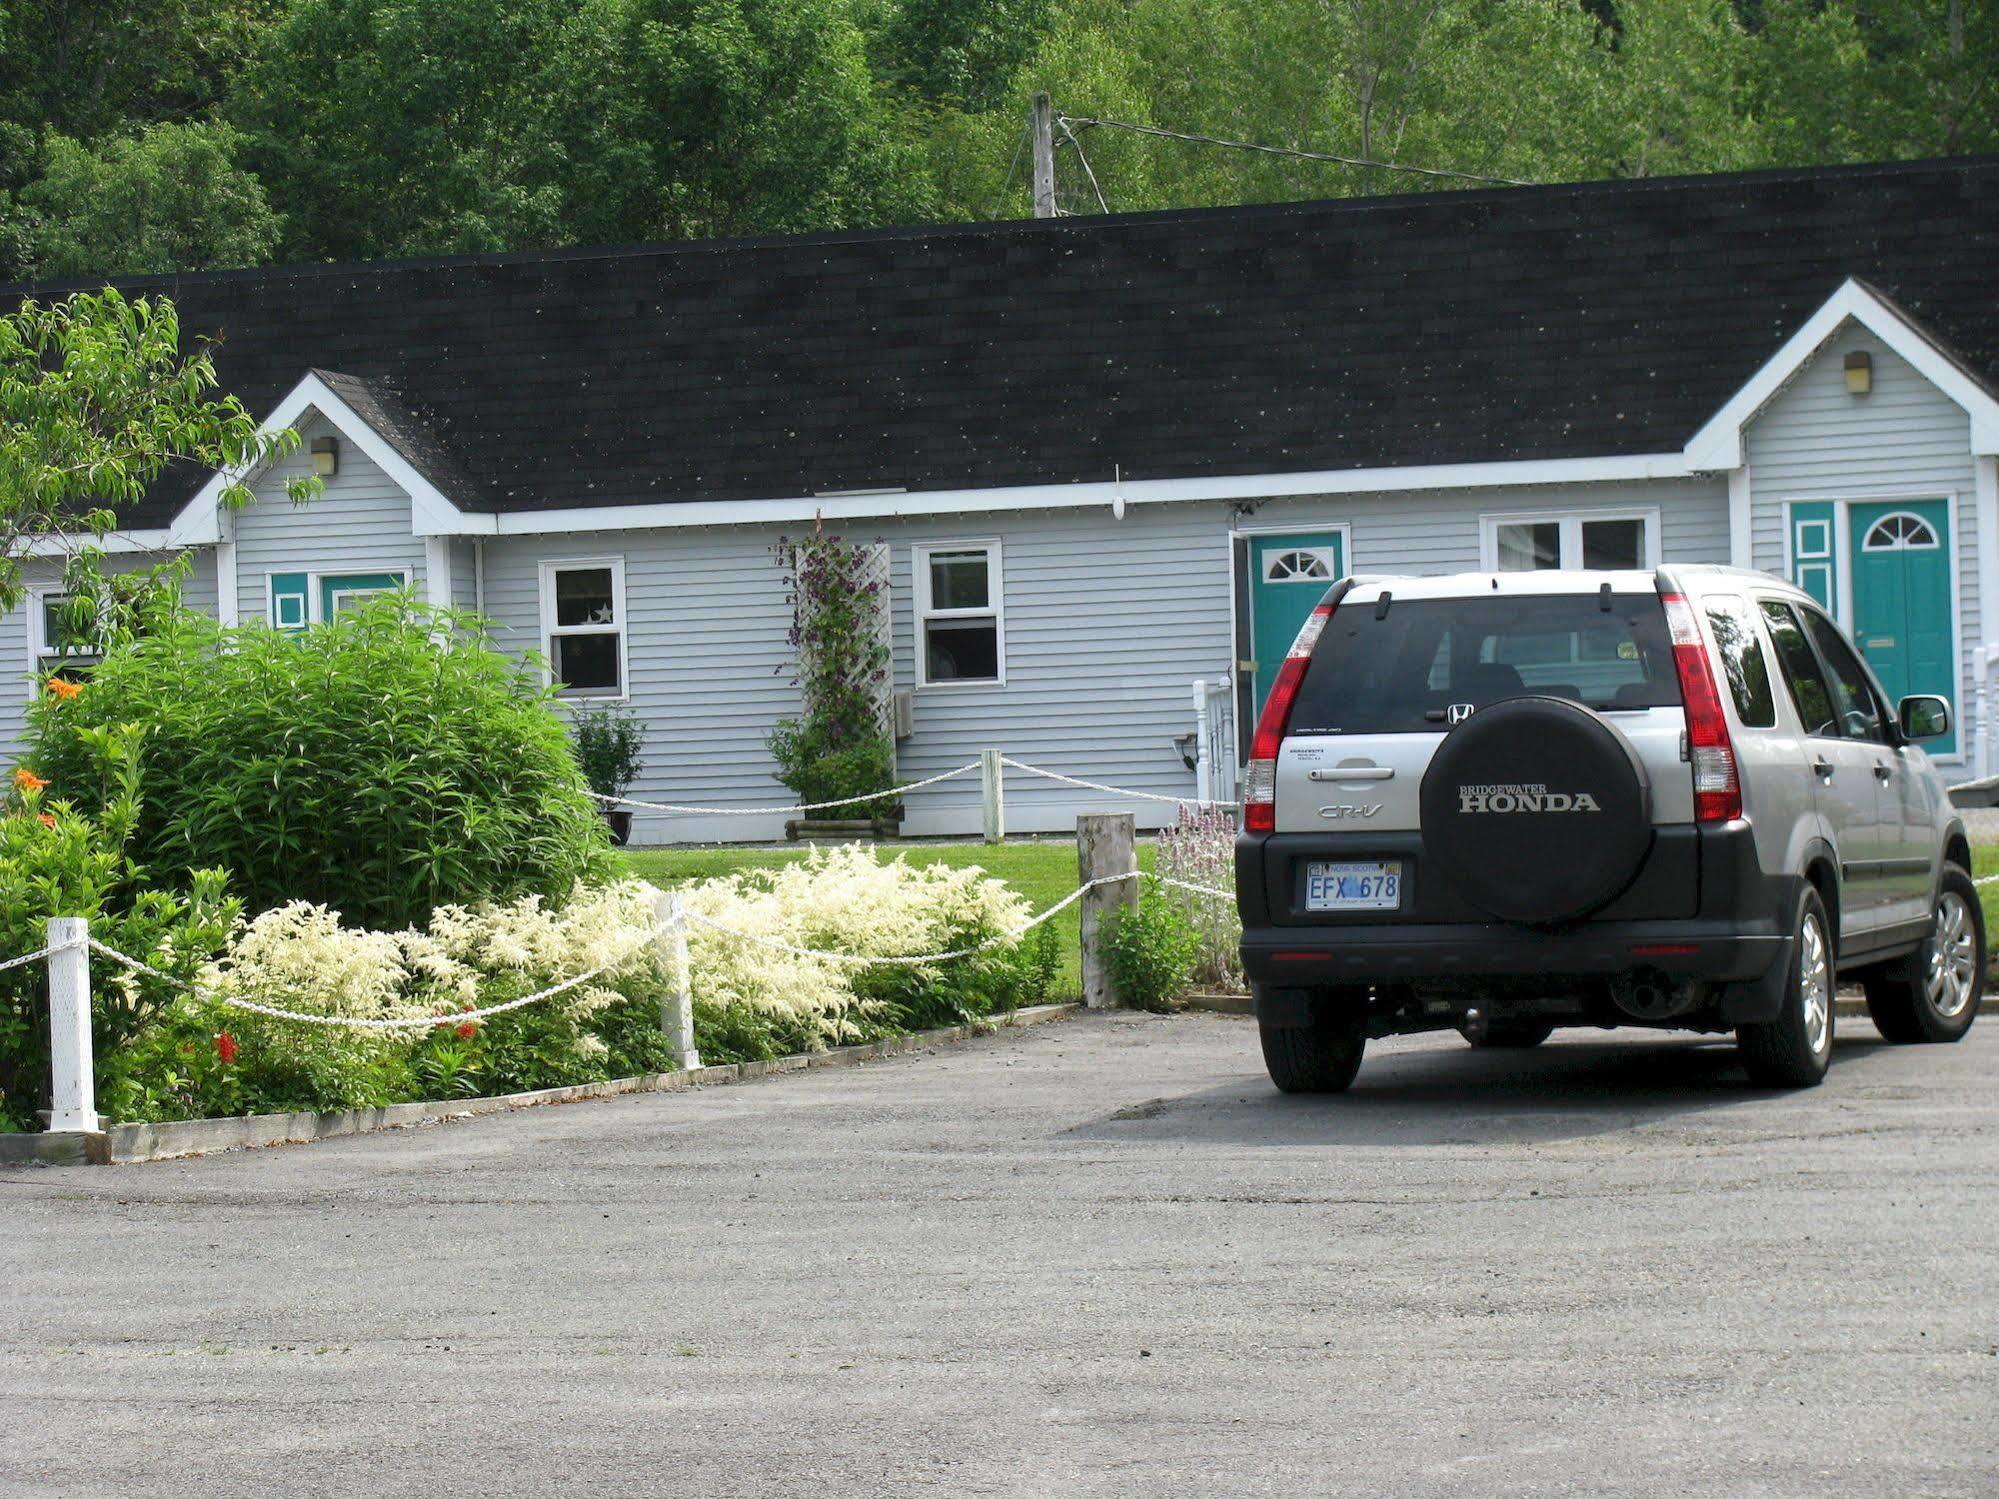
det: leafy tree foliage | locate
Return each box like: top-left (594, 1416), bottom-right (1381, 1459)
top-left (17, 122), bottom-right (280, 277)
top-left (0, 289), bottom-right (317, 616)
top-left (0, 0), bottom-right (1991, 277)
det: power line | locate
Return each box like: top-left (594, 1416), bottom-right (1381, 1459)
top-left (988, 121), bottom-right (1032, 220)
top-left (1058, 114), bottom-right (1534, 188)
top-left (1055, 115), bottom-right (1111, 214)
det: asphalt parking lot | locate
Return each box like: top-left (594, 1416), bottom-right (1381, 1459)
top-left (4, 1010), bottom-right (1995, 1498)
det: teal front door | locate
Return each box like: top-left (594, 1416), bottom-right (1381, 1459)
top-left (1849, 500), bottom-right (1954, 754)
top-left (1248, 532), bottom-right (1345, 712)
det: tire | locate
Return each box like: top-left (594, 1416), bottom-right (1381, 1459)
top-left (1737, 886), bottom-right (1835, 1088)
top-left (1862, 864), bottom-right (1985, 1043)
top-left (1466, 1019), bottom-right (1555, 1048)
top-left (1259, 1013), bottom-right (1367, 1094)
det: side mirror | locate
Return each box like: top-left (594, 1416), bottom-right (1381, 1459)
top-left (1898, 694), bottom-right (1951, 741)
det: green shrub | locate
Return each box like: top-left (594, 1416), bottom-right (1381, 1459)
top-left (572, 705), bottom-right (645, 799)
top-left (27, 596), bottom-right (608, 930)
top-left (0, 722), bottom-right (239, 1128)
top-left (1103, 886), bottom-right (1200, 1012)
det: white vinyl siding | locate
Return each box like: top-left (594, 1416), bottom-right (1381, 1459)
top-left (227, 411), bottom-right (429, 623)
top-left (469, 475), bottom-right (1728, 844)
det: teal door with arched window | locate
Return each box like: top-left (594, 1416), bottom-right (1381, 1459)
top-left (1248, 531), bottom-right (1345, 712)
top-left (1849, 500), bottom-right (1954, 754)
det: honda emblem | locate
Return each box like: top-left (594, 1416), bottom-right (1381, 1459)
top-left (1446, 703), bottom-right (1475, 725)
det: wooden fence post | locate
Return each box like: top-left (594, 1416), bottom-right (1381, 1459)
top-left (45, 917), bottom-right (98, 1133)
top-left (653, 891), bottom-right (701, 1072)
top-left (981, 748), bottom-right (1005, 845)
top-left (1077, 813), bottom-right (1137, 1009)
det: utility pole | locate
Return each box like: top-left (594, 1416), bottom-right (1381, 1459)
top-left (1031, 92), bottom-right (1057, 219)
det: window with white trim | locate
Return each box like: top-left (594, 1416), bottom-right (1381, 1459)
top-left (1484, 512), bottom-right (1656, 572)
top-left (29, 590), bottom-right (101, 686)
top-left (1861, 512), bottom-right (1940, 551)
top-left (914, 541), bottom-right (1003, 686)
top-left (539, 559), bottom-right (626, 697)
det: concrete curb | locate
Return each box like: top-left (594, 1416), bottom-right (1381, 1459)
top-left (0, 1001), bottom-right (1081, 1168)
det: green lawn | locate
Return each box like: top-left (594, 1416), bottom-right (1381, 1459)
top-left (1974, 844), bottom-right (1999, 935)
top-left (616, 837), bottom-right (1157, 1001)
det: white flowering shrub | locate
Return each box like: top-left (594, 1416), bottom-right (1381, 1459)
top-left (1156, 805), bottom-right (1242, 991)
top-left (101, 851), bottom-right (1057, 1122)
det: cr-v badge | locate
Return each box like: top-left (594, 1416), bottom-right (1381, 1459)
top-left (1319, 804), bottom-right (1383, 819)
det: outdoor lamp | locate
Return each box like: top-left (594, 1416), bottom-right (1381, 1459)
top-left (1844, 350), bottom-right (1873, 395)
top-left (311, 435), bottom-right (340, 476)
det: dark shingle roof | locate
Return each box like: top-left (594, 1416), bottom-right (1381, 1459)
top-left (309, 369), bottom-right (489, 509)
top-left (20, 154), bottom-right (1999, 528)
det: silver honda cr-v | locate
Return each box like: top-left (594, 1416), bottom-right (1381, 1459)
top-left (1235, 565), bottom-right (1982, 1092)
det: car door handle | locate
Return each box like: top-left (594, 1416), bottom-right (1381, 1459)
top-left (1812, 759), bottom-right (1834, 778)
top-left (1874, 763), bottom-right (1893, 781)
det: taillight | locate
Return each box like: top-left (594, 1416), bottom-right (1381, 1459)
top-left (1660, 591), bottom-right (1741, 823)
top-left (1243, 602), bottom-right (1334, 833)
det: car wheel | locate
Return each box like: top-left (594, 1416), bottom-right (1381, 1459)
top-left (1259, 1011), bottom-right (1366, 1094)
top-left (1465, 1019), bottom-right (1556, 1049)
top-left (1862, 864), bottom-right (1985, 1043)
top-left (1737, 886), bottom-right (1835, 1088)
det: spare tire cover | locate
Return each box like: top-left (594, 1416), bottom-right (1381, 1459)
top-left (1418, 696), bottom-right (1652, 925)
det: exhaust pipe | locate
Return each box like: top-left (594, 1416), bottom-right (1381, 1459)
top-left (1610, 969), bottom-right (1700, 1021)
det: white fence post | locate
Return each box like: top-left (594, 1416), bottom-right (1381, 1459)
top-left (981, 748), bottom-right (1005, 845)
top-left (1192, 680), bottom-right (1213, 804)
top-left (653, 891), bottom-right (701, 1072)
top-left (45, 916), bottom-right (98, 1133)
top-left (1077, 813), bottom-right (1139, 1009)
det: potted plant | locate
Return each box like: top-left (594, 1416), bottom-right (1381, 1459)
top-left (572, 705), bottom-right (645, 845)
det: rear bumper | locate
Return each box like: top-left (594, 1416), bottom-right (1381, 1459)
top-left (1240, 921), bottom-right (1786, 986)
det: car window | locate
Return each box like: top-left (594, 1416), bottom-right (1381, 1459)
top-left (1758, 600), bottom-right (1838, 737)
top-left (1800, 607), bottom-right (1888, 744)
top-left (1289, 593), bottom-right (1679, 735)
top-left (1704, 595), bottom-right (1776, 729)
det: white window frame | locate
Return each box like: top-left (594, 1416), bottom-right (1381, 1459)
top-left (1478, 507), bottom-right (1662, 572)
top-left (25, 587), bottom-right (100, 696)
top-left (913, 539), bottom-right (1005, 689)
top-left (538, 557), bottom-right (628, 701)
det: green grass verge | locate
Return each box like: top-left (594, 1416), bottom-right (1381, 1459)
top-left (1973, 844), bottom-right (1998, 936)
top-left (616, 837), bottom-right (1156, 1001)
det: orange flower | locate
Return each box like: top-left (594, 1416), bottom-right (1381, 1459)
top-left (12, 768), bottom-right (47, 794)
top-left (37, 813), bottom-right (55, 829)
top-left (43, 677), bottom-right (82, 701)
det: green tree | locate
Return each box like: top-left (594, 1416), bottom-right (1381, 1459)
top-left (18, 122), bottom-right (280, 277)
top-left (0, 289), bottom-right (318, 618)
top-left (230, 0), bottom-right (571, 262)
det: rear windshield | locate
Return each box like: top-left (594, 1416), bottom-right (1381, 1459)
top-left (1288, 593), bottom-right (1682, 736)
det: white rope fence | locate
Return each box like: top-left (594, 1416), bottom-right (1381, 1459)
top-left (999, 757), bottom-right (1235, 808)
top-left (591, 761), bottom-right (981, 816)
top-left (587, 752), bottom-right (1238, 819)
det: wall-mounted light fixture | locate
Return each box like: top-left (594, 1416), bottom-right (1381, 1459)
top-left (1844, 350), bottom-right (1873, 396)
top-left (311, 435), bottom-right (340, 477)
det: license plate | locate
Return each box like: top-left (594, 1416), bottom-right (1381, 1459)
top-left (1303, 860), bottom-right (1403, 912)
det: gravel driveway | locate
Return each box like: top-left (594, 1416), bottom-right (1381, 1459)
top-left (4, 1011), bottom-right (1995, 1497)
